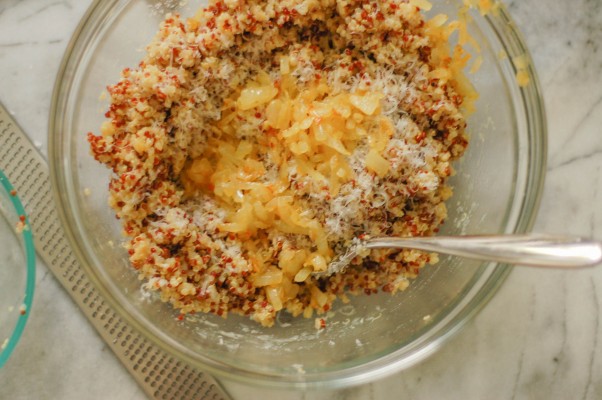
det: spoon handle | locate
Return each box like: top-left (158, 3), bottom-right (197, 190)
top-left (366, 234), bottom-right (602, 268)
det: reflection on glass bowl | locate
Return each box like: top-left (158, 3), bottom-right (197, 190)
top-left (49, 0), bottom-right (546, 389)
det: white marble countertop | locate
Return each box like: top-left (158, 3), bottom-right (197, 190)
top-left (1, 1), bottom-right (601, 399)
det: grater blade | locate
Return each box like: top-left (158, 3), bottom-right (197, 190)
top-left (0, 103), bottom-right (232, 400)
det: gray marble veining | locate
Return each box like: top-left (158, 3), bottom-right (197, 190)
top-left (0, 1), bottom-right (601, 399)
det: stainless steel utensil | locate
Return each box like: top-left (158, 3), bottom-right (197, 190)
top-left (315, 234), bottom-right (602, 278)
top-left (0, 103), bottom-right (231, 400)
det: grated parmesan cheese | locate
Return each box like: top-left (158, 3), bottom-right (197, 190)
top-left (89, 0), bottom-right (472, 327)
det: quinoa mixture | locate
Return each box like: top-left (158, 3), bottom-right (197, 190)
top-left (88, 0), bottom-right (473, 327)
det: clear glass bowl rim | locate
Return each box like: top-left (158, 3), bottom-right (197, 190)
top-left (48, 0), bottom-right (547, 389)
top-left (0, 169), bottom-right (36, 368)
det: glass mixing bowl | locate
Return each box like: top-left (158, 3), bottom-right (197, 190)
top-left (49, 0), bottom-right (546, 388)
top-left (0, 169), bottom-right (35, 368)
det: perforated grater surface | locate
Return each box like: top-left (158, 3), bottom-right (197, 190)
top-left (0, 103), bottom-right (232, 400)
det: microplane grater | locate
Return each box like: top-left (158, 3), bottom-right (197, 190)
top-left (0, 103), bottom-right (232, 400)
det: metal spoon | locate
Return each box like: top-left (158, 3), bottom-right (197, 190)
top-left (313, 234), bottom-right (602, 278)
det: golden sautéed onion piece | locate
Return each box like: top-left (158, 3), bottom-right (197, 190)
top-left (89, 0), bottom-right (473, 327)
